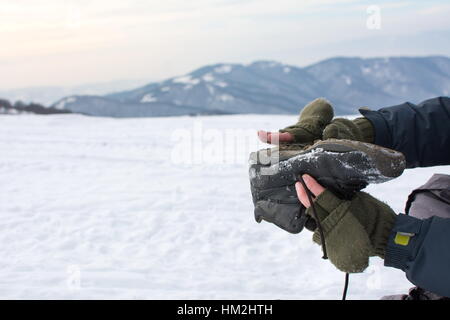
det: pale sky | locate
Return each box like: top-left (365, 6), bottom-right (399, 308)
top-left (2, 0), bottom-right (450, 89)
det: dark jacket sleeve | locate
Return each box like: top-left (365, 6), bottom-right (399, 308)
top-left (384, 214), bottom-right (450, 298)
top-left (359, 97), bottom-right (450, 168)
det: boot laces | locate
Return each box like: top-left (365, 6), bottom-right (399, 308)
top-left (297, 174), bottom-right (349, 301)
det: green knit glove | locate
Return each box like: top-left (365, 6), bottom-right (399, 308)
top-left (306, 190), bottom-right (396, 273)
top-left (323, 117), bottom-right (374, 143)
top-left (279, 98), bottom-right (334, 144)
top-left (280, 98), bottom-right (374, 145)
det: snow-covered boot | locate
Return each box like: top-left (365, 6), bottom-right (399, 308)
top-left (249, 139), bottom-right (406, 233)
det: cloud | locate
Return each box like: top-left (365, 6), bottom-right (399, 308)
top-left (1, 0), bottom-right (449, 88)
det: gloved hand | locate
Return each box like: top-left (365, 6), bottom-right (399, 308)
top-left (278, 98), bottom-right (334, 144)
top-left (295, 175), bottom-right (396, 273)
top-left (323, 117), bottom-right (374, 143)
top-left (258, 98), bottom-right (374, 145)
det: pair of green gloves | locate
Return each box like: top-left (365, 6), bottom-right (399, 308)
top-left (281, 98), bottom-right (397, 273)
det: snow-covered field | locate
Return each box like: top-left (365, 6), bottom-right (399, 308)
top-left (0, 114), bottom-right (448, 300)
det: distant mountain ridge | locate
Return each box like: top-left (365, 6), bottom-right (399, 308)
top-left (52, 56), bottom-right (450, 117)
top-left (0, 78), bottom-right (152, 106)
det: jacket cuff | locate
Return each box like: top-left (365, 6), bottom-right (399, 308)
top-left (358, 108), bottom-right (391, 148)
top-left (384, 214), bottom-right (423, 271)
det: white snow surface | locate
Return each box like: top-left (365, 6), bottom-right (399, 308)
top-left (202, 74), bottom-right (215, 82)
top-left (214, 65), bottom-right (232, 74)
top-left (217, 94), bottom-right (234, 102)
top-left (172, 75), bottom-right (200, 85)
top-left (54, 96), bottom-right (76, 110)
top-left (140, 94), bottom-right (157, 103)
top-left (0, 114), bottom-right (448, 300)
top-left (214, 81), bottom-right (228, 88)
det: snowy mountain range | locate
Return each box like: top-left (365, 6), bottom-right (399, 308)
top-left (0, 78), bottom-right (152, 107)
top-left (47, 56), bottom-right (450, 116)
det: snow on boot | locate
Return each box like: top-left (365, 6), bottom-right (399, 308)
top-left (249, 139), bottom-right (406, 233)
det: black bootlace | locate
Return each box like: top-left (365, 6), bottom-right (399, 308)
top-left (298, 175), bottom-right (350, 301)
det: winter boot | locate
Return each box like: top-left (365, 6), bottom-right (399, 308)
top-left (249, 139), bottom-right (406, 234)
